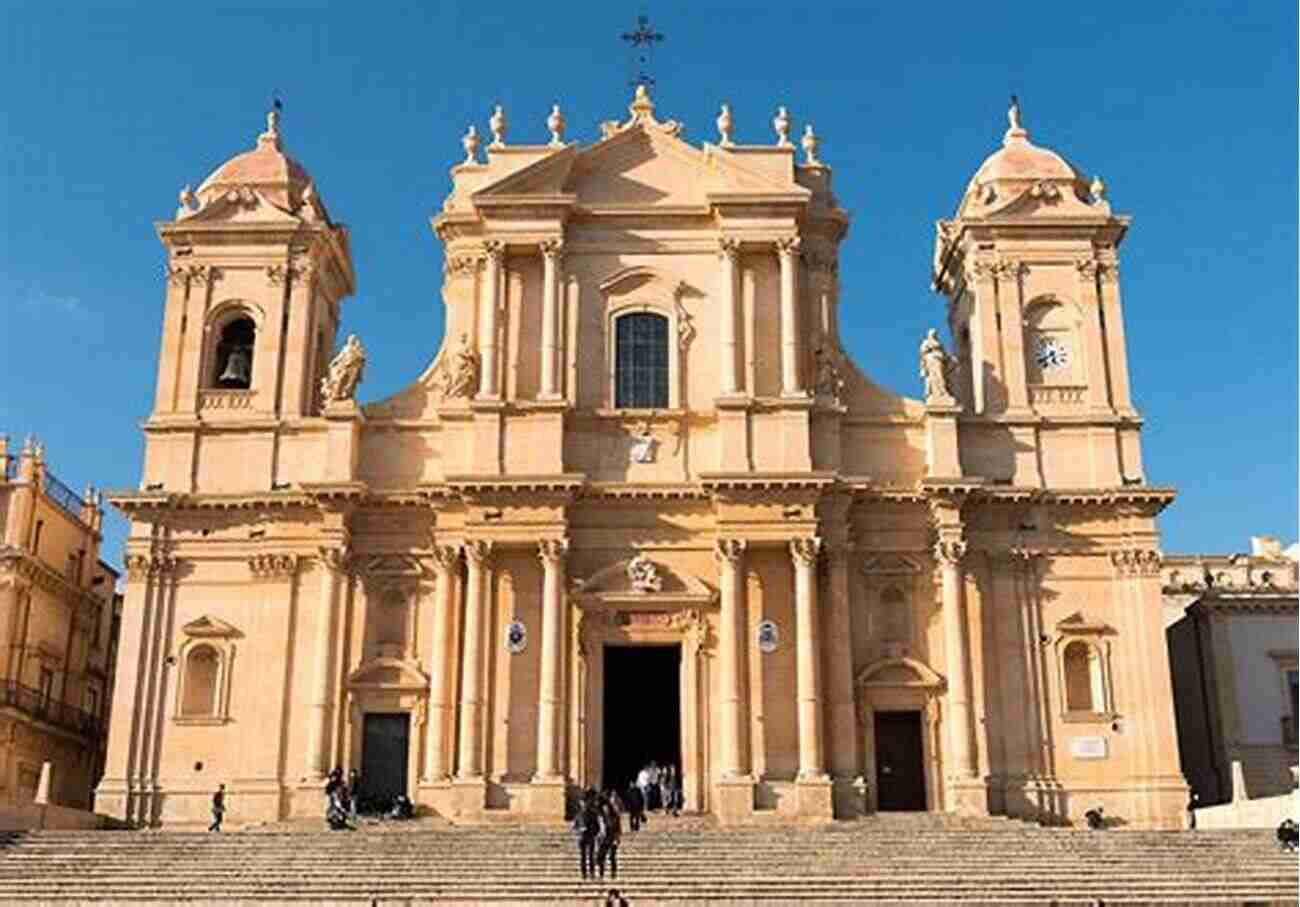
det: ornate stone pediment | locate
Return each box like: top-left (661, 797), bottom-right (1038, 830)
top-left (860, 553), bottom-right (925, 575)
top-left (1055, 611), bottom-right (1115, 636)
top-left (571, 556), bottom-right (716, 604)
top-left (347, 657), bottom-right (428, 691)
top-left (180, 615), bottom-right (242, 639)
top-left (856, 656), bottom-right (944, 690)
top-left (356, 553), bottom-right (428, 578)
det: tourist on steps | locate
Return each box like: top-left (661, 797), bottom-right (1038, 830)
top-left (573, 789), bottom-right (601, 880)
top-left (348, 768), bottom-right (362, 821)
top-left (624, 782), bottom-right (644, 832)
top-left (325, 768), bottom-right (351, 830)
top-left (208, 783), bottom-right (226, 832)
top-left (597, 790), bottom-right (623, 881)
top-left (658, 765), bottom-right (674, 815)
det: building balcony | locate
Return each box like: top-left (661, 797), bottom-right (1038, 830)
top-left (0, 681), bottom-right (101, 740)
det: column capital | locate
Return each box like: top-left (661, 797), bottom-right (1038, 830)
top-left (483, 239), bottom-right (506, 262)
top-left (537, 538), bottom-right (569, 565)
top-left (464, 539), bottom-right (493, 567)
top-left (430, 543), bottom-right (462, 573)
top-left (718, 236), bottom-right (742, 260)
top-left (1110, 548), bottom-right (1161, 577)
top-left (714, 538), bottom-right (746, 564)
top-left (248, 552), bottom-right (299, 580)
top-left (775, 235), bottom-right (802, 258)
top-left (316, 546), bottom-right (348, 572)
top-left (539, 237), bottom-right (564, 261)
top-left (789, 536), bottom-right (822, 567)
top-left (933, 538), bottom-right (967, 567)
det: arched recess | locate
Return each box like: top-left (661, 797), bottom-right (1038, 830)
top-left (598, 266), bottom-right (695, 410)
top-left (856, 656), bottom-right (946, 813)
top-left (1023, 296), bottom-right (1086, 389)
top-left (203, 300), bottom-right (266, 391)
top-left (1053, 613), bottom-right (1116, 721)
top-left (173, 615), bottom-right (241, 724)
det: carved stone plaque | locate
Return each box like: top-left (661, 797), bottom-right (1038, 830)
top-left (1070, 736), bottom-right (1107, 759)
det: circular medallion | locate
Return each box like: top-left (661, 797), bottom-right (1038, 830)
top-left (757, 619), bottom-right (779, 654)
top-left (505, 619), bottom-right (526, 654)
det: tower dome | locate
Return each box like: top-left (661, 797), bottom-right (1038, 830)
top-left (955, 98), bottom-right (1089, 216)
top-left (193, 106), bottom-right (315, 213)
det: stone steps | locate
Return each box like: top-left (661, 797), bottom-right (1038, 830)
top-left (0, 825), bottom-right (1294, 904)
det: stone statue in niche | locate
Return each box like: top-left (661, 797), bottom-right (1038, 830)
top-left (919, 329), bottom-right (956, 404)
top-left (629, 421), bottom-right (658, 463)
top-left (440, 333), bottom-right (480, 399)
top-left (627, 554), bottom-right (663, 593)
top-left (813, 346), bottom-right (844, 403)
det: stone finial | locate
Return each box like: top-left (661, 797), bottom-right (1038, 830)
top-left (177, 184), bottom-right (197, 218)
top-left (630, 83), bottom-right (655, 119)
top-left (1090, 174), bottom-right (1107, 202)
top-left (716, 103), bottom-right (734, 147)
top-left (461, 125), bottom-right (481, 165)
top-left (488, 104), bottom-right (507, 148)
top-left (1005, 94), bottom-right (1028, 144)
top-left (801, 124), bottom-right (820, 165)
top-left (546, 104), bottom-right (566, 147)
top-left (773, 106), bottom-right (792, 147)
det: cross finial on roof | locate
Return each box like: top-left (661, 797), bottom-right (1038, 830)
top-left (621, 11), bottom-right (664, 90)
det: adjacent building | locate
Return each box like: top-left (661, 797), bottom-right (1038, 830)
top-left (1164, 536), bottom-right (1299, 805)
top-left (101, 88), bottom-right (1189, 829)
top-left (0, 436), bottom-right (122, 809)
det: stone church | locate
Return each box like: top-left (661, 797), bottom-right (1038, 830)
top-left (98, 87), bottom-right (1188, 829)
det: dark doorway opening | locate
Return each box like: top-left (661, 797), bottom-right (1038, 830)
top-left (603, 644), bottom-right (681, 792)
top-left (359, 712), bottom-right (410, 812)
top-left (874, 710), bottom-right (926, 811)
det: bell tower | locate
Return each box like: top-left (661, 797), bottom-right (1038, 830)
top-left (932, 99), bottom-right (1143, 486)
top-left (145, 106), bottom-right (355, 491)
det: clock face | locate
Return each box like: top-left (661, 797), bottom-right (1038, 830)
top-left (1034, 336), bottom-right (1070, 370)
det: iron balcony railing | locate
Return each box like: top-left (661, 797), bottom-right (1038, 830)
top-left (42, 471), bottom-right (83, 519)
top-left (0, 680), bottom-right (101, 739)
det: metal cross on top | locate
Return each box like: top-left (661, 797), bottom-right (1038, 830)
top-left (621, 12), bottom-right (664, 89)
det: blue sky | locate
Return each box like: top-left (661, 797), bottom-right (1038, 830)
top-left (2, 2), bottom-right (1295, 567)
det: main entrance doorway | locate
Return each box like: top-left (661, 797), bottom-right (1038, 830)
top-left (603, 645), bottom-right (681, 791)
top-left (359, 712), bottom-right (409, 812)
top-left (874, 710), bottom-right (926, 810)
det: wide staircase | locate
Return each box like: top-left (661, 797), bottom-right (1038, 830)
top-left (0, 814), bottom-right (1295, 904)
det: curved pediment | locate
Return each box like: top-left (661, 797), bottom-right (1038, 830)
top-left (857, 656), bottom-right (944, 689)
top-left (347, 657), bottom-right (429, 691)
top-left (572, 556), bottom-right (716, 604)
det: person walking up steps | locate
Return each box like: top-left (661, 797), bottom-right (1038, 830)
top-left (208, 783), bottom-right (226, 832)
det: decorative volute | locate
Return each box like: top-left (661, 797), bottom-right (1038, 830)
top-left (192, 103), bottom-right (316, 214)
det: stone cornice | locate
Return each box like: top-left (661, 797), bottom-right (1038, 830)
top-left (1189, 594), bottom-right (1298, 616)
top-left (0, 546), bottom-right (111, 609)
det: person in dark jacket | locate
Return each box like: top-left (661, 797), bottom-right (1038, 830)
top-left (597, 790), bottom-right (623, 880)
top-left (208, 784), bottom-right (226, 832)
top-left (624, 782), bottom-right (644, 832)
top-left (573, 789), bottom-right (600, 880)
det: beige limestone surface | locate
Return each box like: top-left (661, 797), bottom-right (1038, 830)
top-left (99, 90), bottom-right (1189, 829)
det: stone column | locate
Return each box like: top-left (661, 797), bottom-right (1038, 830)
top-left (824, 544), bottom-right (860, 811)
top-left (718, 238), bottom-right (741, 396)
top-left (305, 548), bottom-right (343, 779)
top-left (534, 539), bottom-right (568, 779)
top-left (477, 242), bottom-right (504, 398)
top-left (423, 544), bottom-right (460, 782)
top-left (777, 236), bottom-right (803, 396)
top-left (790, 537), bottom-right (824, 776)
top-left (1097, 260), bottom-right (1135, 415)
top-left (539, 240), bottom-right (563, 399)
top-left (457, 540), bottom-right (492, 778)
top-left (1075, 258), bottom-right (1113, 413)
top-left (715, 539), bottom-right (746, 777)
top-left (936, 537), bottom-right (979, 810)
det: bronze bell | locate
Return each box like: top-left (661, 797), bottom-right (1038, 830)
top-left (217, 346), bottom-right (252, 387)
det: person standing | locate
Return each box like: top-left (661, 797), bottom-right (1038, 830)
top-left (208, 783), bottom-right (226, 832)
top-left (624, 782), bottom-right (644, 832)
top-left (667, 764), bottom-right (683, 816)
top-left (635, 763), bottom-right (652, 816)
top-left (347, 768), bottom-right (361, 822)
top-left (659, 764), bottom-right (674, 816)
top-left (645, 761), bottom-right (661, 811)
top-left (597, 791), bottom-right (622, 881)
top-left (573, 789), bottom-right (600, 880)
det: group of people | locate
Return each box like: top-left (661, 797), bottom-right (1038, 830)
top-left (633, 761), bottom-right (683, 820)
top-left (325, 768), bottom-right (361, 830)
top-left (571, 762), bottom-right (685, 881)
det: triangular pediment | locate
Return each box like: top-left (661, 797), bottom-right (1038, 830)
top-left (861, 553), bottom-right (924, 575)
top-left (181, 615), bottom-right (242, 639)
top-left (358, 553), bottom-right (427, 577)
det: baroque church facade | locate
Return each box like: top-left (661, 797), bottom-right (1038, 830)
top-left (99, 87), bottom-right (1188, 828)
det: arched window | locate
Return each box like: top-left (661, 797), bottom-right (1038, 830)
top-left (213, 317), bottom-right (256, 389)
top-left (181, 645), bottom-right (221, 717)
top-left (1063, 640), bottom-right (1106, 713)
top-left (614, 313), bottom-right (669, 409)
